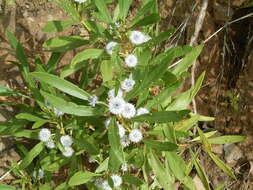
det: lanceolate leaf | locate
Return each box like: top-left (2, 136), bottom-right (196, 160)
top-left (41, 91), bottom-right (103, 116)
top-left (19, 142), bottom-right (44, 170)
top-left (132, 110), bottom-right (190, 123)
top-left (108, 118), bottom-right (124, 172)
top-left (118, 0), bottom-right (133, 20)
top-left (68, 171), bottom-right (101, 186)
top-left (208, 135), bottom-right (246, 144)
top-left (30, 72), bottom-right (90, 100)
top-left (131, 13), bottom-right (160, 28)
top-left (0, 85), bottom-right (23, 96)
top-left (42, 20), bottom-right (76, 33)
top-left (143, 139), bottom-right (178, 151)
top-left (93, 0), bottom-right (112, 23)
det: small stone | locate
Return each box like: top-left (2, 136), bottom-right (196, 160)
top-left (212, 144), bottom-right (223, 155)
top-left (224, 144), bottom-right (243, 166)
top-left (193, 175), bottom-right (205, 190)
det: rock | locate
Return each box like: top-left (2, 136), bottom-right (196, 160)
top-left (212, 144), bottom-right (223, 155)
top-left (193, 175), bottom-right (205, 190)
top-left (224, 144), bottom-right (243, 166)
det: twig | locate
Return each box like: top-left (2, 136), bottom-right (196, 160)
top-left (0, 160), bottom-right (22, 182)
top-left (190, 0), bottom-right (209, 114)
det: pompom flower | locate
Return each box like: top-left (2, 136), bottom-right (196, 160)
top-left (118, 124), bottom-right (126, 138)
top-left (111, 174), bottom-right (122, 187)
top-left (88, 95), bottom-right (98, 107)
top-left (125, 54), bottom-right (138, 67)
top-left (33, 169), bottom-right (44, 180)
top-left (121, 78), bottom-right (135, 92)
top-left (94, 178), bottom-right (104, 188)
top-left (74, 0), bottom-right (87, 3)
top-left (101, 180), bottom-right (112, 190)
top-left (46, 139), bottom-right (55, 149)
top-left (121, 103), bottom-right (136, 119)
top-left (129, 30), bottom-right (151, 45)
top-left (121, 163), bottom-right (128, 172)
top-left (106, 41), bottom-right (118, 55)
top-left (60, 135), bottom-right (73, 147)
top-left (53, 108), bottom-right (64, 117)
top-left (62, 146), bottom-right (74, 157)
top-left (136, 107), bottom-right (149, 116)
top-left (39, 128), bottom-right (51, 142)
top-left (129, 129), bottom-right (143, 143)
top-left (108, 97), bottom-right (125, 115)
top-left (120, 135), bottom-right (130, 148)
top-left (108, 88), bottom-right (123, 99)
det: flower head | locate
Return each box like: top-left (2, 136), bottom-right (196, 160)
top-left (39, 128), bottom-right (51, 142)
top-left (120, 135), bottom-right (130, 148)
top-left (101, 180), bottom-right (112, 190)
top-left (129, 129), bottom-right (143, 143)
top-left (108, 88), bottom-right (123, 99)
top-left (108, 97), bottom-right (125, 115)
top-left (121, 103), bottom-right (136, 119)
top-left (106, 41), bottom-right (118, 55)
top-left (33, 169), bottom-right (44, 180)
top-left (74, 0), bottom-right (87, 3)
top-left (121, 163), bottom-right (128, 172)
top-left (115, 22), bottom-right (120, 28)
top-left (46, 139), bottom-right (55, 149)
top-left (62, 146), bottom-right (74, 157)
top-left (53, 108), bottom-right (64, 117)
top-left (88, 95), bottom-right (98, 107)
top-left (94, 178), bottom-right (104, 188)
top-left (121, 78), bottom-right (135, 92)
top-left (125, 54), bottom-right (138, 67)
top-left (129, 31), bottom-right (151, 45)
top-left (60, 135), bottom-right (73, 147)
top-left (111, 174), bottom-right (122, 187)
top-left (118, 123), bottom-right (126, 138)
top-left (136, 107), bottom-right (149, 116)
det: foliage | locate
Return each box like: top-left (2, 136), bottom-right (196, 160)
top-left (0, 0), bottom-right (245, 189)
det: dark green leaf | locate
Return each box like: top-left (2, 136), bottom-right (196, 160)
top-left (143, 139), bottom-right (178, 151)
top-left (131, 13), bottom-right (160, 28)
top-left (122, 174), bottom-right (144, 186)
top-left (118, 0), bottom-right (133, 20)
top-left (93, 0), bottom-right (112, 23)
top-left (42, 20), bottom-right (76, 33)
top-left (68, 171), bottom-right (100, 186)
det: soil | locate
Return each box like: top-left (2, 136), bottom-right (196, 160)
top-left (0, 0), bottom-right (253, 189)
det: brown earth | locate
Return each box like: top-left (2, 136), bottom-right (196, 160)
top-left (0, 0), bottom-right (253, 189)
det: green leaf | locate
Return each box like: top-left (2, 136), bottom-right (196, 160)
top-left (207, 151), bottom-right (236, 179)
top-left (60, 61), bottom-right (86, 78)
top-left (41, 91), bottom-right (103, 116)
top-left (172, 44), bottom-right (204, 75)
top-left (15, 113), bottom-right (49, 122)
top-left (68, 171), bottom-right (100, 186)
top-left (122, 174), bottom-right (144, 186)
top-left (30, 72), bottom-right (90, 100)
top-left (0, 184), bottom-right (21, 190)
top-left (197, 126), bottom-right (212, 152)
top-left (68, 48), bottom-right (103, 69)
top-left (46, 52), bottom-right (62, 73)
top-left (132, 110), bottom-right (190, 123)
top-left (140, 28), bottom-right (176, 47)
top-left (143, 139), bottom-right (178, 151)
top-left (6, 30), bottom-right (29, 82)
top-left (108, 118), bottom-right (124, 172)
top-left (55, 182), bottom-right (68, 190)
top-left (93, 0), bottom-right (112, 23)
top-left (100, 60), bottom-right (113, 82)
top-left (118, 0), bottom-right (133, 20)
top-left (131, 13), bottom-right (160, 28)
top-left (42, 20), bottom-right (76, 33)
top-left (0, 85), bottom-right (22, 96)
top-left (43, 36), bottom-right (88, 52)
top-left (148, 150), bottom-right (175, 190)
top-left (95, 158), bottom-right (109, 173)
top-left (19, 142), bottom-right (44, 170)
top-left (208, 135), bottom-right (246, 144)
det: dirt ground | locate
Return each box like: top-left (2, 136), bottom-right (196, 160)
top-left (0, 0), bottom-right (253, 189)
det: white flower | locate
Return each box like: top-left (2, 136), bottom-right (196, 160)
top-left (94, 178), bottom-right (104, 188)
top-left (108, 97), bottom-right (125, 115)
top-left (121, 103), bottom-right (136, 119)
top-left (118, 123), bottom-right (126, 138)
top-left (88, 95), bottom-right (98, 107)
top-left (121, 78), bottom-right (135, 92)
top-left (136, 107), bottom-right (149, 116)
top-left (115, 22), bottom-right (120, 28)
top-left (39, 128), bottom-right (51, 142)
top-left (102, 180), bottom-right (112, 190)
top-left (129, 30), bottom-right (151, 45)
top-left (125, 54), bottom-right (138, 67)
top-left (108, 88), bottom-right (123, 99)
top-left (106, 41), bottom-right (118, 55)
top-left (62, 146), bottom-right (74, 157)
top-left (129, 129), bottom-right (143, 143)
top-left (53, 108), bottom-right (64, 117)
top-left (46, 139), bottom-right (55, 149)
top-left (120, 135), bottom-right (130, 148)
top-left (111, 174), bottom-right (122, 187)
top-left (33, 169), bottom-right (44, 180)
top-left (121, 163), bottom-right (128, 172)
top-left (60, 135), bottom-right (73, 147)
top-left (74, 0), bottom-right (87, 3)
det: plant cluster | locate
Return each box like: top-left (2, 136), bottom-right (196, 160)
top-left (0, 0), bottom-right (246, 190)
